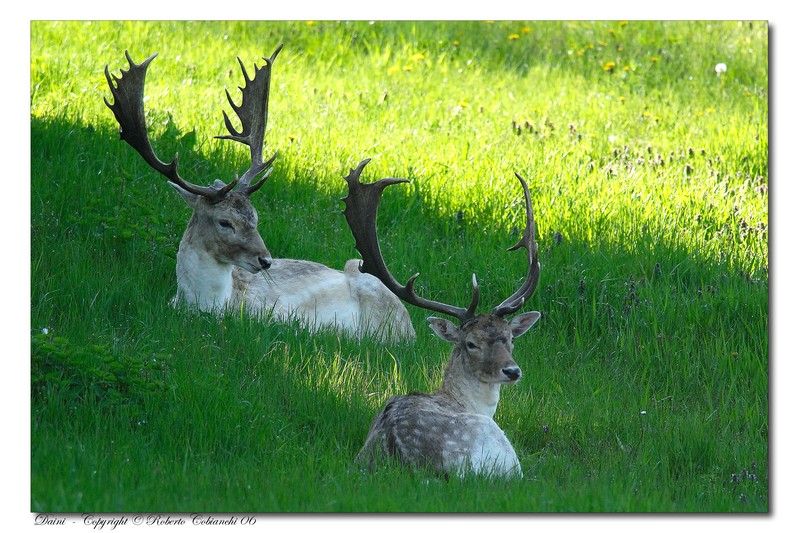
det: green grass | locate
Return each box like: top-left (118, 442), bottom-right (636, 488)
top-left (30, 20), bottom-right (768, 512)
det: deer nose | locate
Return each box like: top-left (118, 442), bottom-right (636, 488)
top-left (502, 366), bottom-right (521, 381)
top-left (258, 256), bottom-right (272, 270)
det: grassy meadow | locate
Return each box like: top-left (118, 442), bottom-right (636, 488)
top-left (30, 20), bottom-right (768, 512)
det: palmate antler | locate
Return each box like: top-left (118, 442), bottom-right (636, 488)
top-left (342, 159), bottom-right (540, 323)
top-left (215, 45), bottom-right (282, 192)
top-left (342, 159), bottom-right (480, 323)
top-left (104, 45), bottom-right (283, 202)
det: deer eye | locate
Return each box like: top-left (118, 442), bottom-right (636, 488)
top-left (218, 220), bottom-right (234, 230)
top-left (466, 341), bottom-right (478, 350)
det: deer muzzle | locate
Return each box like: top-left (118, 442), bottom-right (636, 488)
top-left (502, 365), bottom-right (522, 382)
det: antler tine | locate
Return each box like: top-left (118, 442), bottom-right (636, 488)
top-left (215, 44), bottom-right (283, 194)
top-left (342, 158), bottom-right (480, 323)
top-left (492, 173), bottom-right (541, 317)
top-left (104, 51), bottom-right (237, 203)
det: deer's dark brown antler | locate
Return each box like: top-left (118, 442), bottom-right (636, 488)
top-left (342, 158), bottom-right (480, 323)
top-left (104, 51), bottom-right (237, 202)
top-left (342, 160), bottom-right (539, 323)
top-left (104, 46), bottom-right (282, 202)
top-left (215, 44), bottom-right (282, 195)
top-left (491, 173), bottom-right (540, 317)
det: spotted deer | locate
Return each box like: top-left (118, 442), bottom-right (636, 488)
top-left (343, 159), bottom-right (541, 478)
top-left (104, 48), bottom-right (415, 342)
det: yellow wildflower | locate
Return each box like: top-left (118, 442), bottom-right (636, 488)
top-left (508, 34), bottom-right (520, 40)
top-left (411, 53), bottom-right (425, 62)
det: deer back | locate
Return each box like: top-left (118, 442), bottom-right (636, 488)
top-left (355, 391), bottom-right (523, 478)
top-left (230, 258), bottom-right (416, 342)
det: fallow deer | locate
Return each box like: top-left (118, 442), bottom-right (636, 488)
top-left (104, 48), bottom-right (415, 342)
top-left (343, 159), bottom-right (541, 478)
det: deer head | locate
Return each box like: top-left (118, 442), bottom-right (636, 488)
top-left (343, 159), bottom-right (541, 409)
top-left (430, 312), bottom-right (538, 379)
top-left (104, 46), bottom-right (283, 274)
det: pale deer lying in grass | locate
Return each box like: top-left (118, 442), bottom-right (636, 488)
top-left (104, 47), bottom-right (415, 342)
top-left (344, 160), bottom-right (541, 478)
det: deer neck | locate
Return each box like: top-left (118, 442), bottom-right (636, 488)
top-left (437, 349), bottom-right (502, 418)
top-left (175, 229), bottom-right (234, 312)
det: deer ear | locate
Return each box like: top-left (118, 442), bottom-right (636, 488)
top-left (427, 317), bottom-right (461, 343)
top-left (509, 311), bottom-right (541, 338)
top-left (168, 181), bottom-right (201, 207)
